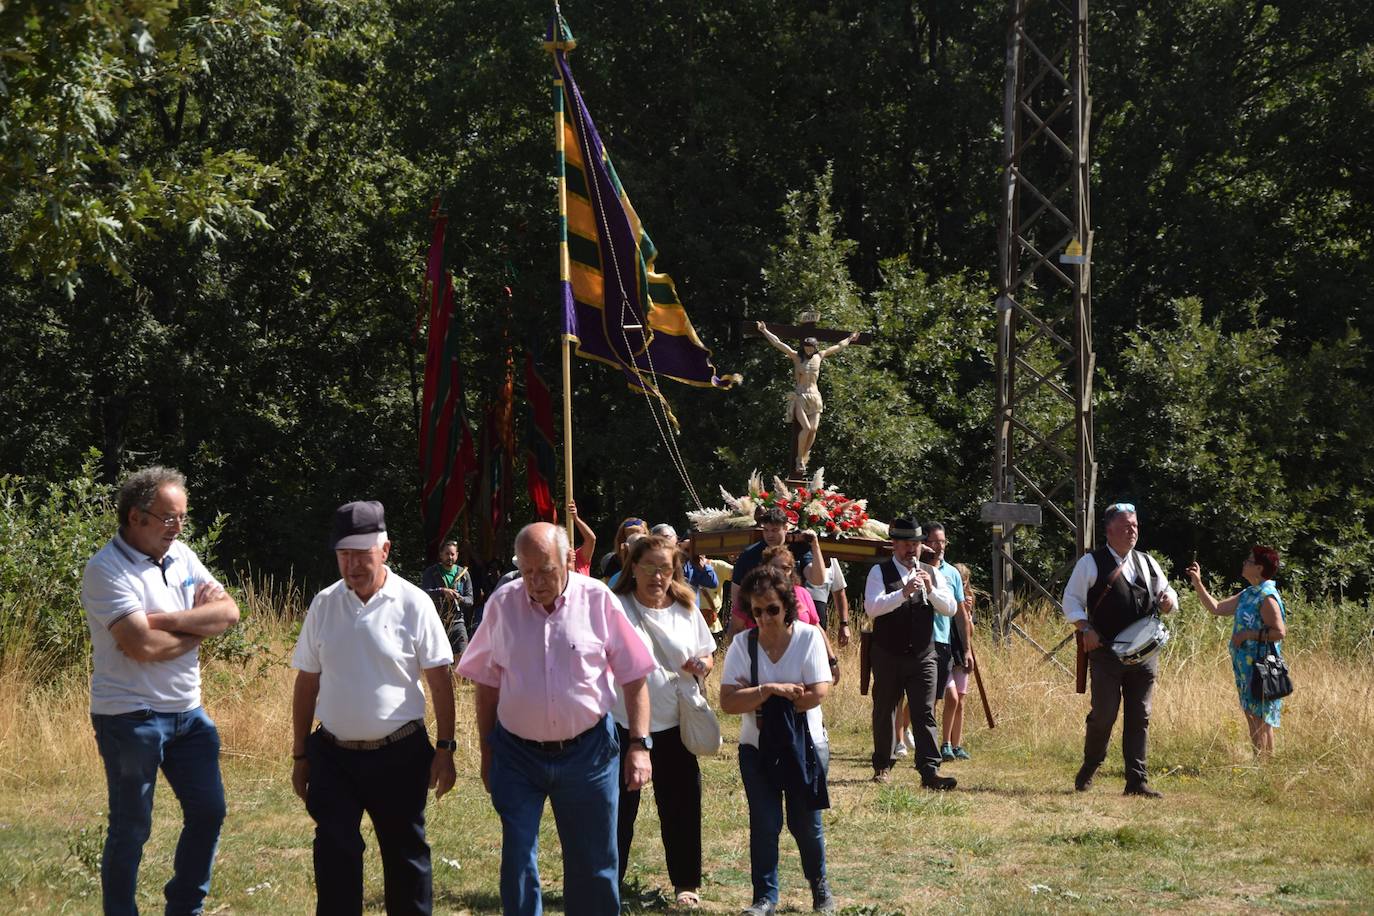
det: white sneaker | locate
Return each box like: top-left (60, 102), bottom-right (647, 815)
top-left (893, 741), bottom-right (908, 758)
top-left (903, 727), bottom-right (916, 751)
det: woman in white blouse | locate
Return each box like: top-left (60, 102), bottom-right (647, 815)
top-left (611, 534), bottom-right (716, 909)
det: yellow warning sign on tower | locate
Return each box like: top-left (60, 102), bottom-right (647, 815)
top-left (1060, 238), bottom-right (1087, 265)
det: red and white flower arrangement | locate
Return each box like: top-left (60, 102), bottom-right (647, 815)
top-left (687, 469), bottom-right (888, 540)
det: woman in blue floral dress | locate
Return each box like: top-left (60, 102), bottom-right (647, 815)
top-left (1185, 546), bottom-right (1288, 756)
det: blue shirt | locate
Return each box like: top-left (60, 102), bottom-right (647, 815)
top-left (931, 560), bottom-right (965, 644)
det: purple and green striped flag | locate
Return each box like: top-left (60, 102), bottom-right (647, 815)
top-left (546, 17), bottom-right (738, 419)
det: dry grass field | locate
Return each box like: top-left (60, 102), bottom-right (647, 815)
top-left (1, 590), bottom-right (1372, 914)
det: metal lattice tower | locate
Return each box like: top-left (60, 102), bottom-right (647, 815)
top-left (990, 0), bottom-right (1096, 658)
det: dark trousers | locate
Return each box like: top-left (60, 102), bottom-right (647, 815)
top-left (1083, 647), bottom-right (1159, 788)
top-left (304, 727), bottom-right (435, 915)
top-left (615, 725), bottom-right (702, 890)
top-left (934, 642), bottom-right (953, 699)
top-left (869, 642), bottom-right (942, 777)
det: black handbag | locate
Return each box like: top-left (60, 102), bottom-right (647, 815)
top-left (1249, 640), bottom-right (1294, 703)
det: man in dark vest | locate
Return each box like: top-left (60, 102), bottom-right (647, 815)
top-left (862, 519), bottom-right (958, 788)
top-left (1061, 503), bottom-right (1178, 797)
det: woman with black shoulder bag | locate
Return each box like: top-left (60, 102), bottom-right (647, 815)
top-left (611, 534), bottom-right (717, 909)
top-left (1186, 545), bottom-right (1290, 757)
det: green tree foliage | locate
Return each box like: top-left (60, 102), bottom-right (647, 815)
top-left (2, 0), bottom-right (1372, 604)
top-left (1104, 297), bottom-right (1374, 595)
top-left (0, 1), bottom-right (277, 294)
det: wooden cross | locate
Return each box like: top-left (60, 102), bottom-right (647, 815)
top-left (740, 317), bottom-right (873, 479)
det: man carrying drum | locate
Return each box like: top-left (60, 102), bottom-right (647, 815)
top-left (1061, 503), bottom-right (1178, 798)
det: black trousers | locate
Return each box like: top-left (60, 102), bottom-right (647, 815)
top-left (869, 642), bottom-right (942, 777)
top-left (305, 727), bottom-right (435, 915)
top-left (934, 642), bottom-right (954, 699)
top-left (1083, 647), bottom-right (1159, 788)
top-left (616, 724), bottom-right (702, 890)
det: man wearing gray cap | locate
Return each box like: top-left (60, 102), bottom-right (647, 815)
top-left (290, 500), bottom-right (456, 914)
top-left (863, 518), bottom-right (958, 789)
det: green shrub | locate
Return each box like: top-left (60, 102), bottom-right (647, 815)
top-left (0, 454), bottom-right (240, 677)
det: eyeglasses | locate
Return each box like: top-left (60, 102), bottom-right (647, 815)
top-left (636, 562), bottom-right (674, 578)
top-left (1104, 502), bottom-right (1135, 519)
top-left (754, 602), bottom-right (784, 617)
top-left (142, 509), bottom-right (190, 528)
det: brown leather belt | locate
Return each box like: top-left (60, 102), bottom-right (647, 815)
top-left (317, 719), bottom-right (423, 751)
top-left (513, 722), bottom-right (598, 753)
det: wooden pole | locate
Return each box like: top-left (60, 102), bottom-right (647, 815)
top-left (562, 335), bottom-right (574, 544)
top-left (969, 645), bottom-right (996, 729)
top-left (551, 26), bottom-right (576, 545)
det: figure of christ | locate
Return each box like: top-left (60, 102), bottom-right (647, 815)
top-left (756, 320), bottom-right (861, 475)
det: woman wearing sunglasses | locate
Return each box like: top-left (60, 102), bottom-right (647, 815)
top-left (610, 535), bottom-right (716, 909)
top-left (760, 546), bottom-right (840, 685)
top-left (720, 566), bottom-right (836, 915)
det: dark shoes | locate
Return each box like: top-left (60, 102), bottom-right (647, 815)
top-left (921, 774), bottom-right (958, 791)
top-left (810, 877), bottom-right (836, 913)
top-left (741, 900), bottom-right (776, 916)
top-left (872, 767), bottom-right (892, 784)
top-left (1074, 762), bottom-right (1096, 792)
top-left (1124, 783), bottom-right (1163, 799)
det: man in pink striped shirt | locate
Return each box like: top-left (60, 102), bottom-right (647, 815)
top-left (458, 522), bottom-right (655, 915)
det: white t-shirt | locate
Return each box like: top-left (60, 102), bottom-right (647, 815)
top-left (804, 557), bottom-right (849, 606)
top-left (721, 621), bottom-right (831, 749)
top-left (82, 534), bottom-right (222, 715)
top-left (612, 594), bottom-right (716, 733)
top-left (292, 568), bottom-right (453, 740)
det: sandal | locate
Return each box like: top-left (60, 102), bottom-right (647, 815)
top-left (675, 889), bottom-right (701, 909)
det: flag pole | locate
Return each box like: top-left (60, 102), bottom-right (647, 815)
top-left (562, 334), bottom-right (574, 544)
top-left (551, 6), bottom-right (576, 544)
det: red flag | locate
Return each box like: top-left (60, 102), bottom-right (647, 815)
top-left (524, 350), bottom-right (557, 522)
top-left (418, 210), bottom-right (477, 561)
top-left (495, 352), bottom-right (516, 533)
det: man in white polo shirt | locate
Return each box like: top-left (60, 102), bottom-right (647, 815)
top-left (290, 500), bottom-right (456, 915)
top-left (82, 465), bottom-right (241, 916)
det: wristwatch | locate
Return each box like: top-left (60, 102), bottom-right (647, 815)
top-left (435, 738), bottom-right (458, 751)
top-left (628, 734), bottom-right (654, 751)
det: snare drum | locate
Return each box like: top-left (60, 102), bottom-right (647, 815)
top-left (1111, 616), bottom-right (1169, 666)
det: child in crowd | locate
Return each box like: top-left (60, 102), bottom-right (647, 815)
top-left (941, 563), bottom-right (978, 760)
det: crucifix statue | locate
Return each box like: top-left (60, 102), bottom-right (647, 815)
top-left (743, 313), bottom-right (872, 477)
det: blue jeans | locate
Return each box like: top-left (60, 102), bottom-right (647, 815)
top-left (91, 707), bottom-right (226, 916)
top-left (738, 742), bottom-right (829, 905)
top-left (489, 715), bottom-right (620, 916)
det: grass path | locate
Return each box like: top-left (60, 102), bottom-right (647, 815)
top-left (3, 624), bottom-right (1372, 913)
top-left (3, 703), bottom-right (1371, 913)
